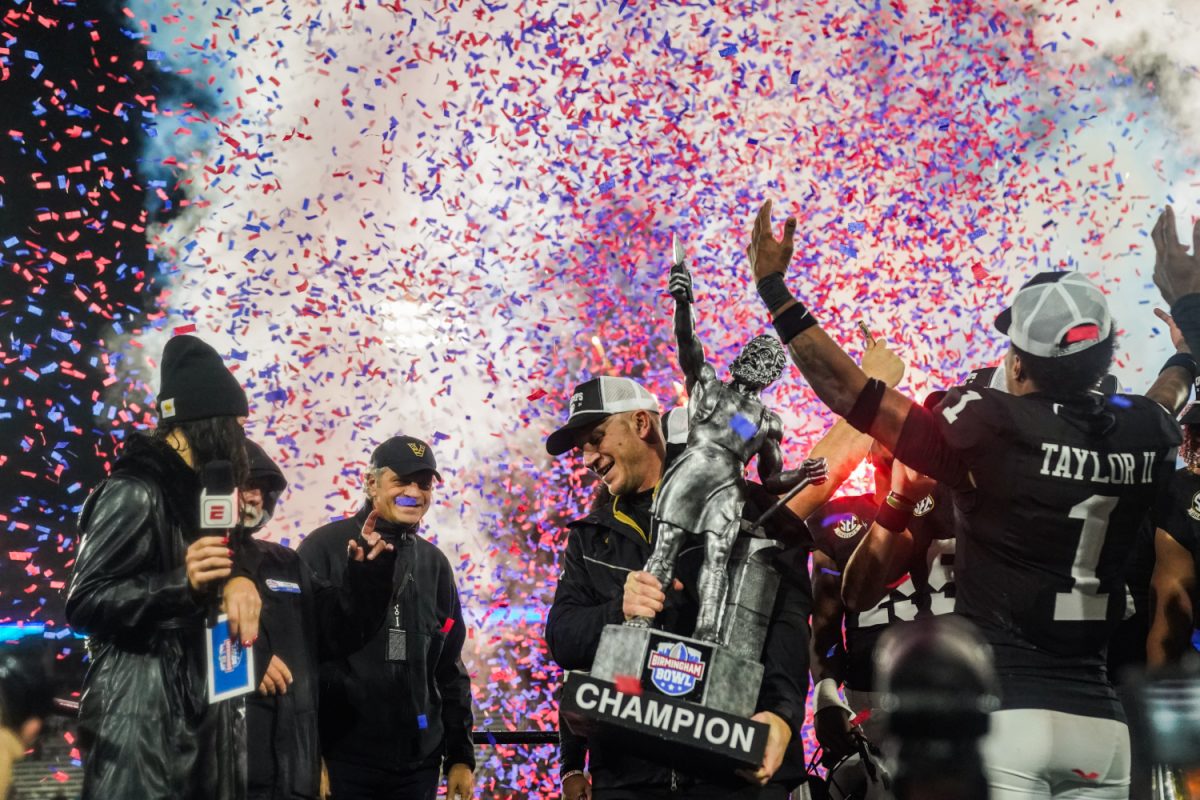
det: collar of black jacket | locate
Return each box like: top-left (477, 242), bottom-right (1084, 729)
top-left (569, 484), bottom-right (657, 545)
top-left (352, 503), bottom-right (419, 542)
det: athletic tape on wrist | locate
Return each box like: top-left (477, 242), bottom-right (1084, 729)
top-left (756, 272), bottom-right (796, 313)
top-left (772, 302), bottom-right (817, 343)
top-left (814, 678), bottom-right (853, 714)
top-left (885, 491), bottom-right (917, 511)
top-left (875, 500), bottom-right (914, 533)
top-left (1170, 294), bottom-right (1200, 359)
top-left (1161, 351), bottom-right (1198, 385)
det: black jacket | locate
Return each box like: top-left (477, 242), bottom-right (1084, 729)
top-left (545, 484), bottom-right (812, 791)
top-left (66, 433), bottom-right (249, 800)
top-left (297, 508), bottom-right (475, 775)
top-left (246, 539), bottom-right (394, 800)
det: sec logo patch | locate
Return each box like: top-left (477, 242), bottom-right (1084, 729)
top-left (914, 495), bottom-right (934, 517)
top-left (1187, 491), bottom-right (1200, 522)
top-left (834, 516), bottom-right (862, 539)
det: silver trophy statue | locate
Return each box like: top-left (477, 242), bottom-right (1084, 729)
top-left (560, 236), bottom-right (827, 775)
top-left (635, 234), bottom-right (826, 640)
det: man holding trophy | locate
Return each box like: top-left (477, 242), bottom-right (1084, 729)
top-left (546, 239), bottom-right (872, 798)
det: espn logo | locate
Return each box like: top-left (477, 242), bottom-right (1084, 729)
top-left (200, 492), bottom-right (237, 529)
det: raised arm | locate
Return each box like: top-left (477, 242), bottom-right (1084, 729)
top-left (1144, 307), bottom-right (1194, 414)
top-left (669, 262), bottom-right (708, 393)
top-left (746, 201), bottom-right (910, 443)
top-left (841, 461), bottom-right (932, 611)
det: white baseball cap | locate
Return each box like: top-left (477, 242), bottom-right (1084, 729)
top-left (546, 376), bottom-right (661, 456)
top-left (995, 272), bottom-right (1112, 358)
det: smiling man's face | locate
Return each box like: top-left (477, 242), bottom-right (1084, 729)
top-left (576, 411), bottom-right (660, 497)
top-left (367, 467), bottom-right (435, 525)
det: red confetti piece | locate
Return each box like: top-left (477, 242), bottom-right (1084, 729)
top-left (614, 675), bottom-right (643, 696)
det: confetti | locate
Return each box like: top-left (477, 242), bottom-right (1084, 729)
top-left (7, 2), bottom-right (1200, 794)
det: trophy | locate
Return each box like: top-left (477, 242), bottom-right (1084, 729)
top-left (561, 236), bottom-right (826, 774)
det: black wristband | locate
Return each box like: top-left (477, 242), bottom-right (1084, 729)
top-left (874, 501), bottom-right (913, 533)
top-left (1170, 294), bottom-right (1200, 359)
top-left (756, 273), bottom-right (796, 313)
top-left (1161, 351), bottom-right (1198, 384)
top-left (846, 378), bottom-right (887, 433)
top-left (772, 302), bottom-right (817, 343)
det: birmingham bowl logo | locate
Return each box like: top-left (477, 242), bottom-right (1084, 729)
top-left (647, 641), bottom-right (706, 697)
top-left (914, 495), bottom-right (935, 517)
top-left (1188, 491), bottom-right (1200, 522)
top-left (218, 639), bottom-right (244, 674)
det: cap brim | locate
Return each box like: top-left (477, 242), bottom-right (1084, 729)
top-left (386, 466), bottom-right (443, 483)
top-left (546, 412), bottom-right (611, 456)
top-left (995, 306), bottom-right (1012, 335)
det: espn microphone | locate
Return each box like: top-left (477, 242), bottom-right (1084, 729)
top-left (200, 461), bottom-right (239, 626)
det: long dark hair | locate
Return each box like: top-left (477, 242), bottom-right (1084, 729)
top-left (154, 416), bottom-right (249, 485)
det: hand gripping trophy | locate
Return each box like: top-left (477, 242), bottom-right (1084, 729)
top-left (633, 236), bottom-right (827, 641)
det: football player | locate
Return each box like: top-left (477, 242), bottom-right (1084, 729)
top-left (1148, 401), bottom-right (1200, 667)
top-left (808, 441), bottom-right (956, 762)
top-left (744, 201), bottom-right (1196, 799)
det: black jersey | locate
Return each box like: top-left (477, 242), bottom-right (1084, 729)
top-left (1155, 467), bottom-right (1200, 560)
top-left (893, 387), bottom-right (1180, 719)
top-left (808, 488), bottom-right (957, 691)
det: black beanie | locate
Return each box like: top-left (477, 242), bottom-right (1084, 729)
top-left (156, 335), bottom-right (249, 423)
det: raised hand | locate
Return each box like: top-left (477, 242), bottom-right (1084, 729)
top-left (347, 510), bottom-right (393, 562)
top-left (1152, 205), bottom-right (1200, 305)
top-left (745, 199), bottom-right (798, 283)
top-left (1153, 307), bottom-right (1190, 354)
top-left (668, 261), bottom-right (694, 304)
top-left (861, 339), bottom-right (905, 388)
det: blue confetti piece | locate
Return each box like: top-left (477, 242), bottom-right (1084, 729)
top-left (729, 413), bottom-right (758, 440)
top-left (416, 714), bottom-right (428, 730)
top-left (719, 43), bottom-right (737, 57)
top-left (396, 497), bottom-right (420, 507)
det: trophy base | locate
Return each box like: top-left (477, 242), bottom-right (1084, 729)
top-left (560, 672), bottom-right (768, 773)
top-left (561, 624), bottom-right (769, 774)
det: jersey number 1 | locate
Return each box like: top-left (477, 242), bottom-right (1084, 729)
top-left (1053, 495), bottom-right (1118, 622)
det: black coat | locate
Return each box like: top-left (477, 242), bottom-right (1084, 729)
top-left (66, 434), bottom-right (249, 800)
top-left (246, 539), bottom-right (394, 800)
top-left (297, 509), bottom-right (475, 775)
top-left (544, 484), bottom-right (812, 792)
